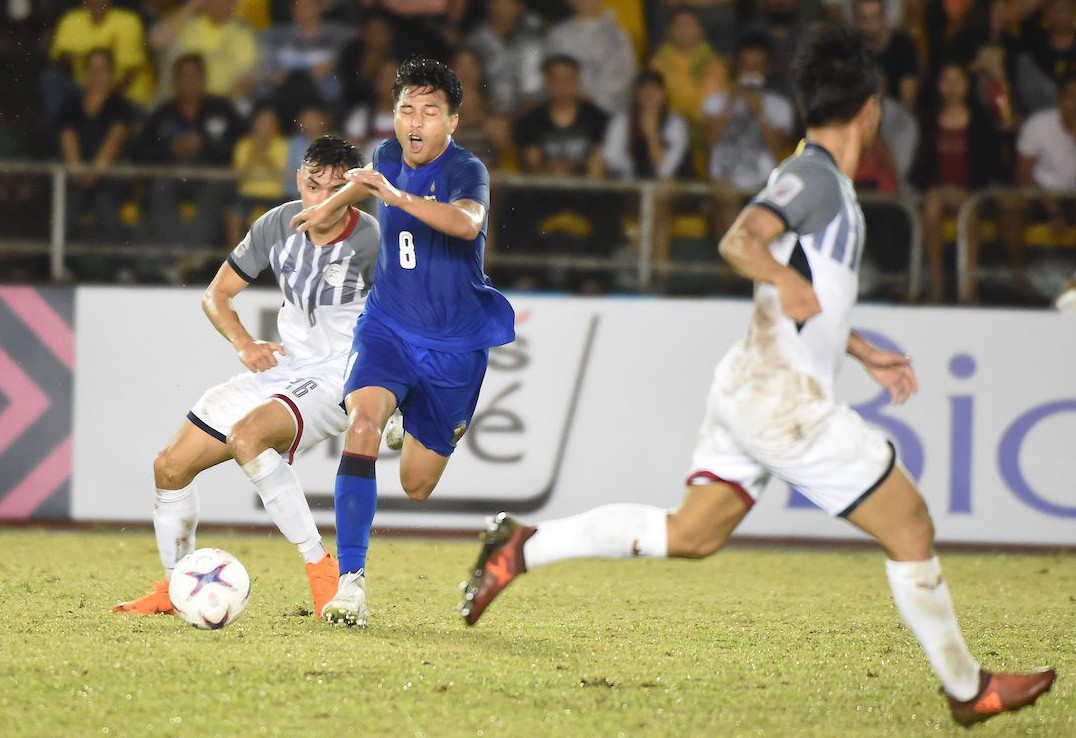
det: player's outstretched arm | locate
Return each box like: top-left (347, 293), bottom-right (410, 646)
top-left (346, 168), bottom-right (485, 240)
top-left (289, 165), bottom-right (374, 233)
top-left (719, 205), bottom-right (821, 324)
top-left (847, 330), bottom-right (917, 404)
top-left (202, 262), bottom-right (285, 373)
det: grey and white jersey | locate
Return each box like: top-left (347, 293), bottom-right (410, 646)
top-left (228, 201), bottom-right (380, 371)
top-left (744, 143), bottom-right (866, 388)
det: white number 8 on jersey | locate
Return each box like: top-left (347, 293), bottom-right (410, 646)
top-left (398, 230), bottom-right (417, 269)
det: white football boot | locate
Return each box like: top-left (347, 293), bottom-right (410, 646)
top-left (321, 570), bottom-right (369, 627)
top-left (384, 410), bottom-right (404, 451)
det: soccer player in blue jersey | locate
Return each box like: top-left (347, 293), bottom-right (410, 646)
top-left (290, 57), bottom-right (515, 626)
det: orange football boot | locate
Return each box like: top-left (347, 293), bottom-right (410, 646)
top-left (305, 552), bottom-right (339, 620)
top-left (946, 668), bottom-right (1057, 727)
top-left (112, 579), bottom-right (174, 615)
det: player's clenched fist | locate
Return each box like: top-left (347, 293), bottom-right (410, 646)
top-left (233, 336), bottom-right (285, 373)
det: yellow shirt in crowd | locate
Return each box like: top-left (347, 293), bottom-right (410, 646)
top-left (50, 7), bottom-right (154, 105)
top-left (233, 135), bottom-right (288, 201)
top-left (163, 16), bottom-right (258, 99)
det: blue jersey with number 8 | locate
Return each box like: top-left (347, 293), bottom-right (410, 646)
top-left (364, 138), bottom-right (515, 351)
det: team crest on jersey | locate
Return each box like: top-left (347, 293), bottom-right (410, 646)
top-left (323, 263), bottom-right (345, 287)
top-left (423, 181), bottom-right (437, 201)
top-left (451, 420), bottom-right (468, 444)
top-left (767, 173), bottom-right (805, 207)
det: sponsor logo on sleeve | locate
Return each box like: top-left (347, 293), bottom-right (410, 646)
top-left (767, 173), bottom-right (805, 207)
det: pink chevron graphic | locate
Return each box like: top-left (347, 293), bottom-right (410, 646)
top-left (0, 437), bottom-right (72, 518)
top-left (0, 287), bottom-right (75, 370)
top-left (0, 346), bottom-right (51, 458)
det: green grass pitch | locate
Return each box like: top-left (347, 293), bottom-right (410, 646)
top-left (0, 528), bottom-right (1071, 737)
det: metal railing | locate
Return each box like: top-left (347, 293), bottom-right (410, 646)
top-left (0, 160), bottom-right (922, 298)
top-left (955, 187), bottom-right (1076, 303)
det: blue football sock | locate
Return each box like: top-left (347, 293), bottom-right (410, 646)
top-left (335, 452), bottom-right (377, 574)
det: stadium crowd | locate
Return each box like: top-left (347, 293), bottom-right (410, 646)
top-left (3, 0), bottom-right (1076, 302)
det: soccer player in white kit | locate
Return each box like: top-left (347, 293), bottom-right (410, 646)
top-left (114, 136), bottom-right (380, 620)
top-left (459, 26), bottom-right (1055, 727)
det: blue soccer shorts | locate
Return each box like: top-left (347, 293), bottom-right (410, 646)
top-left (343, 314), bottom-right (489, 456)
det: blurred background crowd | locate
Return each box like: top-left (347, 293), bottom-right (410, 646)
top-left (3, 0), bottom-right (1076, 304)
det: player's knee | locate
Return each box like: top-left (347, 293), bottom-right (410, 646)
top-left (226, 417), bottom-right (274, 463)
top-left (401, 478), bottom-right (435, 501)
top-left (344, 414), bottom-right (381, 453)
top-left (153, 447), bottom-right (192, 490)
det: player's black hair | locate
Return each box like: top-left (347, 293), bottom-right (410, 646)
top-left (792, 24), bottom-right (881, 127)
top-left (391, 56), bottom-right (463, 114)
top-left (301, 134), bottom-right (362, 175)
top-left (541, 53), bottom-right (580, 76)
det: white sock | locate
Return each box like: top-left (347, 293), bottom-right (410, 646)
top-left (886, 557), bottom-right (981, 701)
top-left (523, 504), bottom-right (668, 569)
top-left (242, 449), bottom-right (326, 564)
top-left (153, 482), bottom-right (199, 577)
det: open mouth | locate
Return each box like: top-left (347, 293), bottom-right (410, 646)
top-left (408, 134), bottom-right (423, 153)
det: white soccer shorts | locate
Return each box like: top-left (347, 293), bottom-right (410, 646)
top-left (686, 355), bottom-right (895, 517)
top-left (188, 360), bottom-right (347, 463)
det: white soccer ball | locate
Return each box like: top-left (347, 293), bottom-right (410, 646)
top-left (169, 548), bottom-right (251, 629)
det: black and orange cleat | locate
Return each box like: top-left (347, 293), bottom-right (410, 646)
top-left (458, 513), bottom-right (536, 626)
top-left (945, 668), bottom-right (1056, 727)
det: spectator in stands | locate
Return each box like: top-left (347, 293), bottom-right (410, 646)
top-left (465, 0), bottom-right (545, 116)
top-left (544, 0), bottom-right (637, 114)
top-left (516, 55), bottom-right (608, 179)
top-left (46, 0), bottom-right (154, 115)
top-left (824, 0), bottom-right (906, 27)
top-left (57, 48), bottom-right (136, 250)
top-left (911, 62), bottom-right (1000, 302)
top-left (854, 0), bottom-right (920, 112)
top-left (342, 57), bottom-right (398, 167)
top-left (703, 32), bottom-right (795, 235)
top-left (451, 48), bottom-right (512, 171)
top-left (1014, 0), bottom-right (1076, 113)
top-left (649, 3), bottom-right (728, 157)
top-left (150, 0), bottom-right (259, 109)
top-left (739, 0), bottom-right (805, 99)
top-left (284, 103), bottom-right (331, 198)
top-left (654, 0), bottom-right (740, 57)
top-left (604, 70), bottom-right (691, 181)
top-left (376, 0), bottom-right (466, 61)
top-left (225, 105), bottom-right (288, 247)
top-left (509, 54), bottom-right (611, 291)
top-left (604, 69), bottom-right (693, 289)
top-left (137, 53), bottom-right (244, 257)
top-left (257, 0), bottom-right (353, 121)
top-left (336, 11), bottom-right (396, 110)
top-left (1004, 72), bottom-right (1076, 300)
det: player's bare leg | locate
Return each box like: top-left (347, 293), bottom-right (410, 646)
top-left (113, 421), bottom-right (231, 614)
top-left (322, 386), bottom-right (396, 626)
top-left (848, 465), bottom-right (1055, 726)
top-left (666, 482), bottom-right (752, 558)
top-left (398, 435), bottom-right (450, 501)
top-left (228, 401), bottom-right (337, 618)
top-left (460, 483), bottom-right (751, 625)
